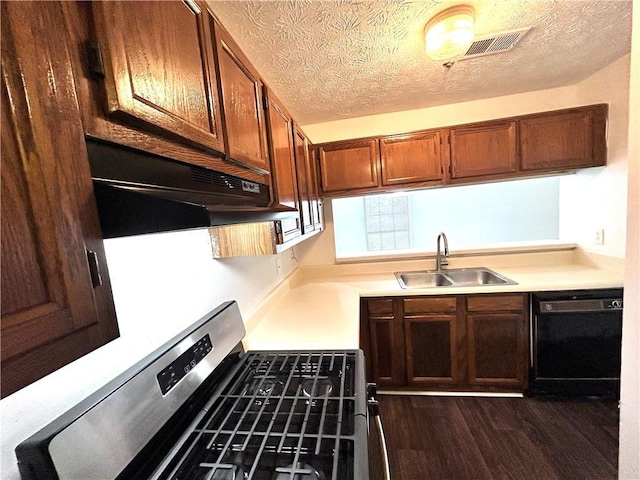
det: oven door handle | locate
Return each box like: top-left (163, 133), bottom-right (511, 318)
top-left (368, 398), bottom-right (391, 480)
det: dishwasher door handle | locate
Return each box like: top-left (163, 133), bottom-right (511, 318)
top-left (368, 398), bottom-right (391, 480)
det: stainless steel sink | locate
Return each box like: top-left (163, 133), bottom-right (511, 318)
top-left (443, 268), bottom-right (515, 286)
top-left (396, 271), bottom-right (454, 289)
top-left (395, 267), bottom-right (517, 289)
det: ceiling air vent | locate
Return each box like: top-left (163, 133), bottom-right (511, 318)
top-left (459, 27), bottom-right (531, 61)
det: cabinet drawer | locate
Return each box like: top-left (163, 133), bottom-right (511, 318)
top-left (404, 297), bottom-right (457, 314)
top-left (466, 294), bottom-right (525, 312)
top-left (367, 298), bottom-right (393, 315)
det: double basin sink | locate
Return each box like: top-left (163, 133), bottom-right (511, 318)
top-left (395, 267), bottom-right (517, 289)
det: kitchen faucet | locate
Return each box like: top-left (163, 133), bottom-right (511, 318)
top-left (436, 232), bottom-right (449, 271)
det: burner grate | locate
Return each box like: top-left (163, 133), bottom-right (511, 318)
top-left (154, 352), bottom-right (362, 480)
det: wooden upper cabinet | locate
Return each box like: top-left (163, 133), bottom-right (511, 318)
top-left (450, 121), bottom-right (517, 180)
top-left (91, 1), bottom-right (225, 154)
top-left (520, 104), bottom-right (608, 172)
top-left (380, 130), bottom-right (444, 186)
top-left (318, 139), bottom-right (380, 193)
top-left (211, 17), bottom-right (270, 174)
top-left (1, 1), bottom-right (119, 397)
top-left (308, 145), bottom-right (324, 229)
top-left (293, 125), bottom-right (316, 234)
top-left (264, 88), bottom-right (301, 243)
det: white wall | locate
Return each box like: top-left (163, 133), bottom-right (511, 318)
top-left (560, 55), bottom-right (630, 258)
top-left (618, 2), bottom-right (640, 477)
top-left (297, 54), bottom-right (631, 266)
top-left (0, 228), bottom-right (297, 480)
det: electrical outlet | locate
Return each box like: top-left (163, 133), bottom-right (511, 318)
top-left (594, 228), bottom-right (605, 245)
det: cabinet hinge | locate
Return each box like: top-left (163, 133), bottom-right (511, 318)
top-left (274, 221), bottom-right (282, 234)
top-left (262, 94), bottom-right (269, 111)
top-left (84, 41), bottom-right (105, 80)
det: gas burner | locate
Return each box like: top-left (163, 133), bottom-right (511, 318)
top-left (203, 463), bottom-right (247, 480)
top-left (246, 377), bottom-right (284, 397)
top-left (302, 378), bottom-right (333, 398)
top-left (274, 462), bottom-right (326, 480)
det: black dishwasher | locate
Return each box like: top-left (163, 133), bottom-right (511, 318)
top-left (529, 288), bottom-right (623, 398)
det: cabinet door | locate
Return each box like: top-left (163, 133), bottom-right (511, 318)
top-left (212, 18), bottom-right (270, 173)
top-left (318, 139), bottom-right (380, 194)
top-left (92, 1), bottom-right (224, 154)
top-left (466, 294), bottom-right (528, 389)
top-left (1, 1), bottom-right (119, 397)
top-left (264, 89), bottom-right (301, 243)
top-left (293, 126), bottom-right (315, 234)
top-left (403, 296), bottom-right (460, 387)
top-left (308, 145), bottom-right (324, 229)
top-left (404, 315), bottom-right (460, 387)
top-left (364, 299), bottom-right (405, 387)
top-left (520, 105), bottom-right (607, 171)
top-left (450, 121), bottom-right (517, 179)
top-left (380, 130), bottom-right (444, 186)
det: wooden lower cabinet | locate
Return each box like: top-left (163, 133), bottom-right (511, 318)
top-left (361, 298), bottom-right (405, 387)
top-left (466, 294), bottom-right (528, 388)
top-left (404, 296), bottom-right (460, 387)
top-left (361, 293), bottom-right (528, 392)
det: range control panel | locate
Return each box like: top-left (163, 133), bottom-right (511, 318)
top-left (157, 334), bottom-right (213, 395)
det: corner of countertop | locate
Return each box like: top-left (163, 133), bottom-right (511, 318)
top-left (572, 249), bottom-right (626, 274)
top-left (242, 268), bottom-right (303, 335)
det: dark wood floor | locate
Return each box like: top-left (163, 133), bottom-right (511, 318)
top-left (373, 395), bottom-right (619, 480)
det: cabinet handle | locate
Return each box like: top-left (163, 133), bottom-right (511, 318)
top-left (84, 41), bottom-right (105, 79)
top-left (86, 249), bottom-right (103, 288)
top-left (182, 0), bottom-right (201, 14)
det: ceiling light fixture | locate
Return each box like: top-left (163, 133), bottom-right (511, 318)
top-left (424, 5), bottom-right (475, 61)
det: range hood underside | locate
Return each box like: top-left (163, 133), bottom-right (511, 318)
top-left (93, 183), bottom-right (297, 238)
top-left (86, 139), bottom-right (297, 238)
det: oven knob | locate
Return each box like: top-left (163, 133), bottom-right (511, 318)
top-left (611, 300), bottom-right (623, 309)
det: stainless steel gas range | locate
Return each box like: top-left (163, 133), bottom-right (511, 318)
top-left (15, 301), bottom-right (381, 480)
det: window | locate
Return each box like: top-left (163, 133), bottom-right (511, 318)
top-left (332, 176), bottom-right (560, 259)
top-left (363, 195), bottom-right (410, 251)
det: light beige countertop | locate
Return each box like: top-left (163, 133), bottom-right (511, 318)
top-left (243, 249), bottom-right (624, 351)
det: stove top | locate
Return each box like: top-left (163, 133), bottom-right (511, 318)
top-left (15, 302), bottom-right (369, 480)
top-left (154, 351), bottom-right (366, 480)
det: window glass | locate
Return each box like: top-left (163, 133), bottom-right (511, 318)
top-left (332, 176), bottom-right (560, 258)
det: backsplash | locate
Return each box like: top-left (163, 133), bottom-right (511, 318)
top-left (0, 228), bottom-right (297, 480)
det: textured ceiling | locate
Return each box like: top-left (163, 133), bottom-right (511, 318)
top-left (208, 0), bottom-right (633, 125)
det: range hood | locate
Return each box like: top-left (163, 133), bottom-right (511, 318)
top-left (86, 139), bottom-right (297, 238)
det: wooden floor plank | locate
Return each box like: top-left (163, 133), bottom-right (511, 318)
top-left (456, 398), bottom-right (560, 480)
top-left (376, 395), bottom-right (619, 480)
